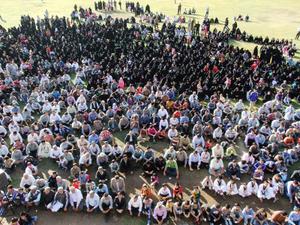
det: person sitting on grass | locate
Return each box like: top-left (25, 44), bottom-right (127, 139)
top-left (209, 156), bottom-right (225, 177)
top-left (164, 157), bottom-right (179, 179)
top-left (158, 184), bottom-right (172, 201)
top-left (226, 160), bottom-right (241, 180)
top-left (153, 202), bottom-right (168, 225)
top-left (128, 195), bottom-right (143, 217)
top-left (99, 193), bottom-right (113, 215)
top-left (114, 191), bottom-right (126, 214)
top-left (69, 186), bottom-right (83, 212)
top-left (85, 191), bottom-right (100, 213)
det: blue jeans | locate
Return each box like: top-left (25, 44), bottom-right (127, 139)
top-left (287, 221), bottom-right (300, 225)
top-left (244, 217), bottom-right (254, 225)
top-left (27, 216), bottom-right (38, 225)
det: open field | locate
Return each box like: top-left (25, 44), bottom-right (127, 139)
top-left (0, 0), bottom-right (300, 224)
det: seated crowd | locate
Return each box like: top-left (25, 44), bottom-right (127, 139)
top-left (0, 2), bottom-right (299, 225)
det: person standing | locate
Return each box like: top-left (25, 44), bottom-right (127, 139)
top-left (177, 3), bottom-right (182, 15)
top-left (296, 27), bottom-right (300, 40)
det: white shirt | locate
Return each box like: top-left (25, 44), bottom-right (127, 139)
top-left (192, 135), bottom-right (205, 148)
top-left (213, 179), bottom-right (227, 193)
top-left (169, 117), bottom-right (179, 126)
top-left (0, 145), bottom-right (9, 156)
top-left (9, 132), bottom-right (23, 144)
top-left (86, 193), bottom-right (100, 208)
top-left (159, 119), bottom-right (169, 130)
top-left (158, 187), bottom-right (172, 198)
top-left (157, 108), bottom-right (169, 119)
top-left (27, 133), bottom-right (39, 143)
top-left (20, 175), bottom-right (36, 188)
top-left (168, 129), bottom-right (178, 140)
top-left (128, 196), bottom-right (143, 212)
top-left (69, 189), bottom-right (83, 207)
top-left (189, 152), bottom-right (201, 166)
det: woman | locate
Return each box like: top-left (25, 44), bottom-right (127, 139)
top-left (95, 166), bottom-right (108, 183)
top-left (191, 186), bottom-right (201, 205)
top-left (114, 192), bottom-right (126, 214)
top-left (99, 193), bottom-right (113, 214)
top-left (182, 200), bottom-right (191, 218)
top-left (158, 184), bottom-right (172, 201)
top-left (79, 152), bottom-right (92, 170)
top-left (173, 201), bottom-right (183, 221)
top-left (226, 180), bottom-right (238, 196)
top-left (191, 202), bottom-right (201, 224)
top-left (172, 182), bottom-right (184, 201)
top-left (147, 125), bottom-right (158, 142)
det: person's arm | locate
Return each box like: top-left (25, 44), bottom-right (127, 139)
top-left (94, 196), bottom-right (100, 210)
top-left (128, 199), bottom-right (132, 212)
top-left (64, 192), bottom-right (69, 210)
top-left (163, 208), bottom-right (167, 220)
top-left (85, 196), bottom-right (90, 209)
top-left (138, 197), bottom-right (143, 213)
top-left (184, 152), bottom-right (188, 167)
top-left (188, 155), bottom-right (192, 168)
top-left (153, 207), bottom-right (157, 220)
top-left (34, 191), bottom-right (41, 204)
top-left (69, 193), bottom-right (74, 208)
top-left (197, 154), bottom-right (201, 168)
top-left (99, 198), bottom-right (104, 211)
top-left (109, 196), bottom-right (113, 209)
top-left (175, 162), bottom-right (179, 178)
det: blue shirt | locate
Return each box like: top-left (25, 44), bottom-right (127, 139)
top-left (88, 134), bottom-right (99, 144)
top-left (289, 211), bottom-right (300, 222)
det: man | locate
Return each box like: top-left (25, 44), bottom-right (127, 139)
top-left (164, 157), bottom-right (179, 179)
top-left (128, 195), bottom-right (142, 217)
top-left (25, 186), bottom-right (41, 209)
top-left (188, 150), bottom-right (201, 171)
top-left (99, 193), bottom-right (113, 214)
top-left (226, 160), bottom-right (241, 180)
top-left (86, 190), bottom-right (100, 213)
top-left (110, 175), bottom-right (125, 196)
top-left (209, 156), bottom-right (224, 177)
top-left (177, 3), bottom-right (182, 15)
top-left (288, 207), bottom-right (300, 225)
top-left (69, 187), bottom-right (83, 212)
top-left (296, 27), bottom-right (300, 40)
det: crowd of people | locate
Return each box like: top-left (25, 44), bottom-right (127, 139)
top-left (0, 1), bottom-right (300, 225)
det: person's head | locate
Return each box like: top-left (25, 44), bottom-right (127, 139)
top-left (57, 187), bottom-right (64, 194)
top-left (44, 187), bottom-right (51, 194)
top-left (70, 186), bottom-right (76, 193)
top-left (11, 217), bottom-right (19, 225)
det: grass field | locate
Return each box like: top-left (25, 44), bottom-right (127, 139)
top-left (0, 1), bottom-right (300, 224)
